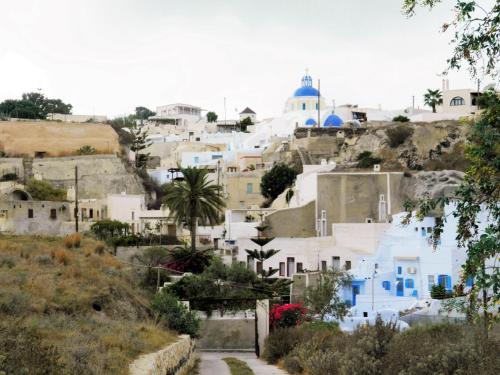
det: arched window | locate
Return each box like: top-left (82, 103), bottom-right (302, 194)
top-left (302, 103), bottom-right (306, 110)
top-left (450, 96), bottom-right (465, 106)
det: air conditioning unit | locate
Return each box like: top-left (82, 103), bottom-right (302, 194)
top-left (407, 267), bottom-right (417, 274)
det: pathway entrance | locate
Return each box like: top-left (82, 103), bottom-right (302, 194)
top-left (198, 352), bottom-right (286, 375)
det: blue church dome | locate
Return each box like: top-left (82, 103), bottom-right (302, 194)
top-left (293, 73), bottom-right (320, 97)
top-left (323, 114), bottom-right (344, 127)
top-left (305, 118), bottom-right (317, 126)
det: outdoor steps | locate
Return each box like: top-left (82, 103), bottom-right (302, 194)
top-left (297, 147), bottom-right (312, 166)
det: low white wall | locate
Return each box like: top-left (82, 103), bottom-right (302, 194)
top-left (129, 335), bottom-right (195, 375)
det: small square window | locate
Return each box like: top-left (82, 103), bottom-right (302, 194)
top-left (49, 209), bottom-right (57, 220)
top-left (297, 262), bottom-right (303, 273)
top-left (28, 209), bottom-right (34, 219)
top-left (246, 183), bottom-right (253, 194)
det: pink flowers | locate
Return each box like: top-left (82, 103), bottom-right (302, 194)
top-left (270, 303), bottom-right (307, 329)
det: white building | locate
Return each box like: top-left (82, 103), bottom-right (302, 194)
top-left (149, 103), bottom-right (203, 128)
top-left (346, 204), bottom-right (468, 317)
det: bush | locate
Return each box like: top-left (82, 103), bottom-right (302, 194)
top-left (51, 249), bottom-right (71, 265)
top-left (305, 350), bottom-right (341, 375)
top-left (26, 179), bottom-right (66, 201)
top-left (260, 163), bottom-right (298, 201)
top-left (356, 151), bottom-right (382, 168)
top-left (63, 233), bottom-right (81, 249)
top-left (77, 145), bottom-right (96, 155)
top-left (262, 327), bottom-right (305, 364)
top-left (386, 126), bottom-right (414, 147)
top-left (392, 115), bottom-right (410, 122)
top-left (283, 354), bottom-right (303, 374)
top-left (151, 291), bottom-right (200, 337)
top-left (270, 303), bottom-right (307, 329)
top-left (430, 283), bottom-right (447, 299)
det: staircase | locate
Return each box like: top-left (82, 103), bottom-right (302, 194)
top-left (297, 147), bottom-right (312, 166)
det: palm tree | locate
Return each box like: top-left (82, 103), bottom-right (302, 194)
top-left (162, 167), bottom-right (225, 252)
top-left (424, 89), bottom-right (443, 113)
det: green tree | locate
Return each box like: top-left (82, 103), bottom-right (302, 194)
top-left (162, 167), bottom-right (225, 252)
top-left (134, 106), bottom-right (155, 120)
top-left (404, 90), bottom-right (499, 335)
top-left (423, 89), bottom-right (443, 113)
top-left (403, 0), bottom-right (500, 77)
top-left (206, 111), bottom-right (218, 123)
top-left (260, 163), bottom-right (298, 201)
top-left (0, 92), bottom-right (72, 119)
top-left (303, 268), bottom-right (352, 320)
top-left (26, 179), bottom-right (66, 201)
top-left (130, 124), bottom-right (152, 169)
top-left (151, 291), bottom-right (200, 337)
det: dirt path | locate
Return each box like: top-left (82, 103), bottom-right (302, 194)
top-left (198, 352), bottom-right (286, 375)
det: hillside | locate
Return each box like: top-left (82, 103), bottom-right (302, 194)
top-left (0, 235), bottom-right (175, 375)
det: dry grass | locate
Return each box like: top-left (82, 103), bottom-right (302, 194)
top-left (63, 232), bottom-right (82, 248)
top-left (0, 234), bottom-right (176, 374)
top-left (222, 357), bottom-right (255, 375)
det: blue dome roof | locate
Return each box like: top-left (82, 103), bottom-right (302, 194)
top-left (305, 118), bottom-right (317, 126)
top-left (293, 73), bottom-right (320, 97)
top-left (323, 114), bottom-right (344, 127)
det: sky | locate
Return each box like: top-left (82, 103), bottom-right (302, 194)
top-left (0, 0), bottom-right (490, 119)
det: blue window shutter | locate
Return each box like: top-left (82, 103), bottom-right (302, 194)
top-left (466, 277), bottom-right (474, 287)
top-left (445, 276), bottom-right (452, 290)
top-left (397, 266), bottom-right (402, 274)
top-left (405, 279), bottom-right (414, 288)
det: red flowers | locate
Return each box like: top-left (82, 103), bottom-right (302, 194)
top-left (270, 303), bottom-right (307, 329)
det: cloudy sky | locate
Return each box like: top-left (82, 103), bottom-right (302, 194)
top-left (0, 0), bottom-right (487, 119)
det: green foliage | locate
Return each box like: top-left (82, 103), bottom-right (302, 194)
top-left (356, 151), bottom-right (382, 168)
top-left (392, 115), bottom-right (410, 122)
top-left (166, 245), bottom-right (213, 274)
top-left (303, 268), bottom-right (352, 320)
top-left (430, 283), bottom-right (447, 299)
top-left (423, 89), bottom-right (443, 113)
top-left (0, 173), bottom-right (17, 182)
top-left (0, 92), bottom-right (72, 119)
top-left (26, 179), bottom-right (66, 201)
top-left (222, 357), bottom-right (255, 375)
top-left (386, 125), bottom-right (414, 147)
top-left (130, 125), bottom-right (152, 169)
top-left (403, 0), bottom-right (500, 77)
top-left (134, 106), bottom-right (155, 120)
top-left (206, 111), bottom-right (218, 123)
top-left (262, 327), bottom-right (307, 364)
top-left (151, 291), bottom-right (200, 337)
top-left (240, 116), bottom-right (253, 126)
top-left (90, 219), bottom-right (129, 241)
top-left (0, 323), bottom-right (65, 375)
top-left (77, 145), bottom-right (96, 155)
top-left (403, 90), bottom-right (499, 334)
top-left (260, 163), bottom-right (298, 201)
top-left (162, 167), bottom-right (225, 252)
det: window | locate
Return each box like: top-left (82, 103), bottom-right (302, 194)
top-left (246, 183), bottom-right (253, 194)
top-left (382, 281), bottom-right (391, 291)
top-left (211, 154), bottom-right (223, 160)
top-left (131, 211), bottom-right (135, 220)
top-left (256, 261), bottom-right (263, 275)
top-left (450, 96), bottom-right (465, 106)
top-left (345, 260), bottom-right (351, 270)
top-left (81, 208), bottom-right (87, 218)
top-left (193, 156), bottom-right (199, 164)
top-left (49, 209), bottom-right (57, 220)
top-left (397, 266), bottom-right (402, 275)
top-left (131, 223), bottom-right (135, 233)
top-left (287, 257), bottom-right (295, 277)
top-left (247, 255), bottom-right (255, 270)
top-left (297, 262), bottom-right (303, 273)
top-left (279, 262), bottom-right (285, 276)
top-left (321, 260), bottom-right (327, 272)
top-left (28, 209), bottom-right (33, 219)
top-left (315, 103), bottom-right (318, 110)
top-left (427, 275), bottom-right (435, 291)
top-left (89, 209), bottom-right (94, 219)
top-left (302, 103), bottom-right (306, 110)
top-left (426, 227), bottom-right (432, 233)
top-left (332, 256), bottom-right (340, 270)
top-left (405, 279), bottom-right (414, 288)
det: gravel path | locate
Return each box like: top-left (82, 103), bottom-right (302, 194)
top-left (198, 352), bottom-right (287, 375)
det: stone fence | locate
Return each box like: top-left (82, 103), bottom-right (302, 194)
top-left (129, 335), bottom-right (196, 375)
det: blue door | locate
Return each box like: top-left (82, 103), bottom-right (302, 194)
top-left (396, 277), bottom-right (404, 297)
top-left (352, 285), bottom-right (360, 306)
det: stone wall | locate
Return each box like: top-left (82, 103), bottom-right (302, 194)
top-left (30, 155), bottom-right (144, 199)
top-left (265, 200), bottom-right (316, 238)
top-left (129, 335), bottom-right (196, 375)
top-left (197, 317), bottom-right (255, 350)
top-left (0, 158), bottom-right (24, 179)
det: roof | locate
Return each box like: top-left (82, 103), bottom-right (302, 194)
top-left (240, 107), bottom-right (256, 114)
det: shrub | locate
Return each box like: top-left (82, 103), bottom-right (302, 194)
top-left (0, 256), bottom-right (15, 268)
top-left (356, 151), bottom-right (382, 168)
top-left (262, 327), bottom-right (305, 364)
top-left (386, 126), bottom-right (414, 147)
top-left (283, 354), bottom-right (303, 374)
top-left (94, 242), bottom-right (106, 254)
top-left (77, 145), bottom-right (96, 155)
top-left (430, 283), bottom-right (447, 299)
top-left (392, 115), bottom-right (410, 122)
top-left (63, 233), bottom-right (81, 249)
top-left (151, 291), bottom-right (200, 337)
top-left (51, 249), bottom-right (71, 265)
top-left (26, 179), bottom-right (66, 201)
top-left (36, 254), bottom-right (53, 265)
top-left (260, 163), bottom-right (298, 201)
top-left (305, 350), bottom-right (341, 375)
top-left (0, 172), bottom-right (17, 181)
top-left (270, 303), bottom-right (307, 329)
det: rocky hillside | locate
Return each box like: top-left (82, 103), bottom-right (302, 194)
top-left (292, 120), bottom-right (470, 171)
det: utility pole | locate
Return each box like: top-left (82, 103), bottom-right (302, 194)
top-left (74, 165), bottom-right (79, 233)
top-left (477, 79), bottom-right (481, 112)
top-left (317, 79), bottom-right (321, 128)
